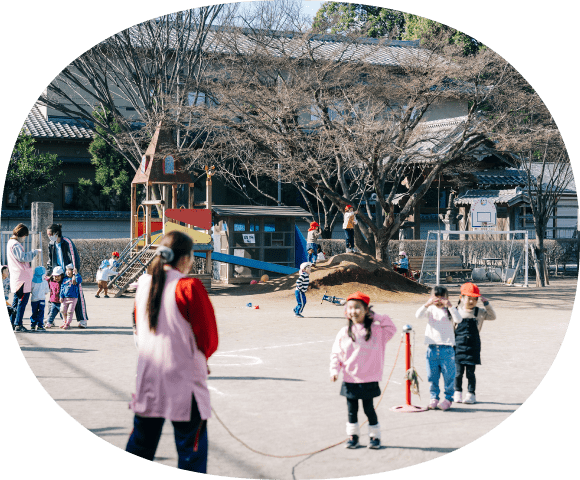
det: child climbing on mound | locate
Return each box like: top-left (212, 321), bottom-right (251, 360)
top-left (416, 286), bottom-right (462, 411)
top-left (330, 292), bottom-right (397, 449)
top-left (306, 222), bottom-right (321, 265)
top-left (454, 282), bottom-right (496, 404)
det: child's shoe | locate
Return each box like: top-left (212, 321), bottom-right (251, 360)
top-left (463, 392), bottom-right (476, 404)
top-left (453, 391), bottom-right (463, 403)
top-left (104, 295), bottom-right (110, 298)
top-left (294, 313), bottom-right (304, 318)
top-left (428, 398), bottom-right (439, 409)
top-left (345, 435), bottom-right (359, 449)
top-left (64, 325), bottom-right (71, 330)
top-left (36, 325), bottom-right (46, 332)
top-left (438, 399), bottom-right (452, 411)
top-left (59, 324), bottom-right (65, 329)
top-left (95, 295), bottom-right (100, 298)
top-left (368, 437), bottom-right (381, 449)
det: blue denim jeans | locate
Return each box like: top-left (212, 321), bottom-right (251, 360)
top-left (46, 302), bottom-right (62, 325)
top-left (294, 290), bottom-right (306, 315)
top-left (30, 300), bottom-right (46, 328)
top-left (306, 243), bottom-right (318, 264)
top-left (10, 291), bottom-right (30, 327)
top-left (344, 229), bottom-right (354, 249)
top-left (426, 345), bottom-right (456, 401)
top-left (126, 395), bottom-right (207, 472)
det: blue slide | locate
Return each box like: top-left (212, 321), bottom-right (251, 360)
top-left (194, 251), bottom-right (298, 275)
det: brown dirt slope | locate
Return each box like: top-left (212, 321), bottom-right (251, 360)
top-left (238, 252), bottom-right (430, 303)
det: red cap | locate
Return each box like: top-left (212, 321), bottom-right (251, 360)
top-left (112, 251), bottom-right (120, 257)
top-left (460, 282), bottom-right (480, 297)
top-left (346, 291), bottom-right (370, 306)
top-left (345, 205), bottom-right (353, 211)
top-left (310, 222), bottom-right (319, 228)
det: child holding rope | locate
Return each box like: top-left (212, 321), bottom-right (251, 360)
top-left (453, 282), bottom-right (496, 404)
top-left (416, 285), bottom-right (462, 411)
top-left (330, 292), bottom-right (397, 449)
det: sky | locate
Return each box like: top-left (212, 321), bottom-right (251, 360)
top-left (301, 0), bottom-right (325, 19)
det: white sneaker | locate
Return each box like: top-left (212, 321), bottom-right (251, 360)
top-left (453, 391), bottom-right (463, 403)
top-left (463, 392), bottom-right (476, 404)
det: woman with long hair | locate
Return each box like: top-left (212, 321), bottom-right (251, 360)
top-left (126, 231), bottom-right (218, 472)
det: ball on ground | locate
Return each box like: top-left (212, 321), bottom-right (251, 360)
top-left (261, 274), bottom-right (269, 282)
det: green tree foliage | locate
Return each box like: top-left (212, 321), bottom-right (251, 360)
top-left (5, 130), bottom-right (63, 208)
top-left (313, 3), bottom-right (483, 55)
top-left (79, 109), bottom-right (133, 210)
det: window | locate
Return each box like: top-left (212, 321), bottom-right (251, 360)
top-left (164, 155), bottom-right (175, 174)
top-left (62, 183), bottom-right (76, 209)
top-left (140, 155), bottom-right (149, 173)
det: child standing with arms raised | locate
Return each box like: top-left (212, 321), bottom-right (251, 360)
top-left (416, 286), bottom-right (462, 410)
top-left (454, 282), bottom-right (496, 404)
top-left (330, 292), bottom-right (397, 449)
top-left (294, 262), bottom-right (311, 318)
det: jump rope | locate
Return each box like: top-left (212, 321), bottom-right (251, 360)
top-left (210, 333), bottom-right (406, 459)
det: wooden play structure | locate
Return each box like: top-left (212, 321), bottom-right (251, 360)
top-left (107, 123), bottom-right (214, 297)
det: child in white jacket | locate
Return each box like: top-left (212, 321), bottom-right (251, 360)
top-left (343, 205), bottom-right (357, 253)
top-left (95, 259), bottom-right (117, 298)
top-left (29, 266), bottom-right (50, 331)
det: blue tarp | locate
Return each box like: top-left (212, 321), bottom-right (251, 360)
top-left (295, 225), bottom-right (308, 269)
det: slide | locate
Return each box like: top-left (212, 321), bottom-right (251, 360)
top-left (193, 251), bottom-right (298, 275)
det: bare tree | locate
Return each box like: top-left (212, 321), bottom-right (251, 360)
top-left (184, 17), bottom-right (518, 263)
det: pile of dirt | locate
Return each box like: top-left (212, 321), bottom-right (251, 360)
top-left (235, 252), bottom-right (430, 303)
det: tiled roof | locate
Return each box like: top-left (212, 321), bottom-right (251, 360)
top-left (454, 188), bottom-right (528, 207)
top-left (473, 169), bottom-right (531, 186)
top-left (212, 205), bottom-right (312, 217)
top-left (1, 210), bottom-right (130, 219)
top-left (24, 105), bottom-right (93, 140)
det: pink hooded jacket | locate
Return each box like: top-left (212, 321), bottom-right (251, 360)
top-left (330, 313), bottom-right (397, 383)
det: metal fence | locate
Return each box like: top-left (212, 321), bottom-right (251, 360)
top-left (1, 231), bottom-right (42, 266)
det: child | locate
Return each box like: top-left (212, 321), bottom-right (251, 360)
top-left (393, 251), bottom-right (409, 275)
top-left (46, 266), bottom-right (64, 328)
top-left (60, 264), bottom-right (82, 330)
top-left (342, 205), bottom-right (357, 253)
top-left (454, 282), bottom-right (496, 404)
top-left (330, 292), bottom-right (397, 449)
top-left (95, 259), bottom-right (117, 298)
top-left (416, 286), bottom-right (462, 411)
top-left (29, 266), bottom-right (50, 331)
top-left (294, 262), bottom-right (311, 318)
top-left (2, 266), bottom-right (10, 304)
top-left (110, 251), bottom-right (121, 270)
top-left (306, 222), bottom-right (321, 265)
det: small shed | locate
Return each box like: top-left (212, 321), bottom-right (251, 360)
top-left (212, 205), bottom-right (312, 283)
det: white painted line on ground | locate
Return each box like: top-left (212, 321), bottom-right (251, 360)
top-left (216, 340), bottom-right (330, 355)
top-left (208, 386), bottom-right (225, 396)
top-left (209, 354), bottom-right (263, 366)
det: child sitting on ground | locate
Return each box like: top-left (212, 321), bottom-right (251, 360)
top-left (29, 266), bottom-right (50, 331)
top-left (416, 285), bottom-right (462, 411)
top-left (293, 262), bottom-right (311, 318)
top-left (60, 264), bottom-right (82, 330)
top-left (330, 292), bottom-right (397, 449)
top-left (454, 282), bottom-right (496, 404)
top-left (95, 259), bottom-right (117, 298)
top-left (46, 267), bottom-right (64, 328)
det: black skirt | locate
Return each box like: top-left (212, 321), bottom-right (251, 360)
top-left (340, 381), bottom-right (381, 399)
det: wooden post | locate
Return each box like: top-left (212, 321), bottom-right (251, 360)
top-left (205, 172), bottom-right (213, 275)
top-left (162, 185), bottom-right (168, 234)
top-left (130, 184), bottom-right (137, 241)
top-left (412, 204), bottom-right (421, 240)
top-left (172, 185), bottom-right (178, 209)
top-left (146, 184), bottom-right (151, 246)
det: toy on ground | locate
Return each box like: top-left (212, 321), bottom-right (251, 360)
top-left (321, 290), bottom-right (346, 306)
top-left (261, 274), bottom-right (269, 282)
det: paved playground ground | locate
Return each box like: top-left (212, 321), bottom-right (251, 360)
top-left (2, 277), bottom-right (579, 480)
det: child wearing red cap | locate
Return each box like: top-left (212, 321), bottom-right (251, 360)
top-left (453, 282), bottom-right (496, 404)
top-left (342, 205), bottom-right (357, 253)
top-left (330, 291), bottom-right (397, 449)
top-left (416, 285), bottom-right (462, 411)
top-left (306, 222), bottom-right (321, 265)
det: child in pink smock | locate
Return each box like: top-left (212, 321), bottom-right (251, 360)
top-left (330, 291), bottom-right (397, 450)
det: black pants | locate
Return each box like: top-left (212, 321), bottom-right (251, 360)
top-left (454, 363), bottom-right (476, 394)
top-left (346, 397), bottom-right (378, 426)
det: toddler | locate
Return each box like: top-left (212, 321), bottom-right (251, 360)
top-left (454, 282), bottom-right (496, 404)
top-left (95, 259), bottom-right (117, 298)
top-left (293, 262), bottom-right (311, 318)
top-left (393, 251), bottom-right (409, 275)
top-left (330, 292), bottom-right (396, 449)
top-left (46, 267), bottom-right (64, 328)
top-left (3, 266), bottom-right (15, 318)
top-left (29, 266), bottom-right (50, 331)
top-left (416, 286), bottom-right (462, 410)
top-left (60, 264), bottom-right (82, 330)
top-left (306, 222), bottom-right (321, 265)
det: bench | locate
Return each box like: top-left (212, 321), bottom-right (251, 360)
top-left (408, 255), bottom-right (472, 277)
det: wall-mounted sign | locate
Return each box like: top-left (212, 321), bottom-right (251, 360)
top-left (242, 234), bottom-right (255, 244)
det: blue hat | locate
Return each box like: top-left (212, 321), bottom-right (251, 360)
top-left (32, 266), bottom-right (46, 283)
top-left (65, 264), bottom-right (74, 271)
top-left (99, 259), bottom-right (110, 269)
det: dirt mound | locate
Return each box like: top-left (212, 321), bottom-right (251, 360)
top-left (233, 253), bottom-right (430, 303)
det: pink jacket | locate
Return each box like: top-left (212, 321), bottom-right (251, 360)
top-left (6, 238), bottom-right (37, 294)
top-left (330, 313), bottom-right (397, 383)
top-left (48, 278), bottom-right (62, 303)
top-left (130, 269), bottom-right (215, 421)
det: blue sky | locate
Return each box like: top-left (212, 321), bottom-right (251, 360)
top-left (301, 0), bottom-right (325, 19)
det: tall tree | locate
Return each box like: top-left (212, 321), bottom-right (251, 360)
top-left (5, 130), bottom-right (63, 208)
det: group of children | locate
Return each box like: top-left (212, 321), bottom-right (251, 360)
top-left (3, 251), bottom-right (121, 330)
top-left (328, 282), bottom-right (495, 450)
